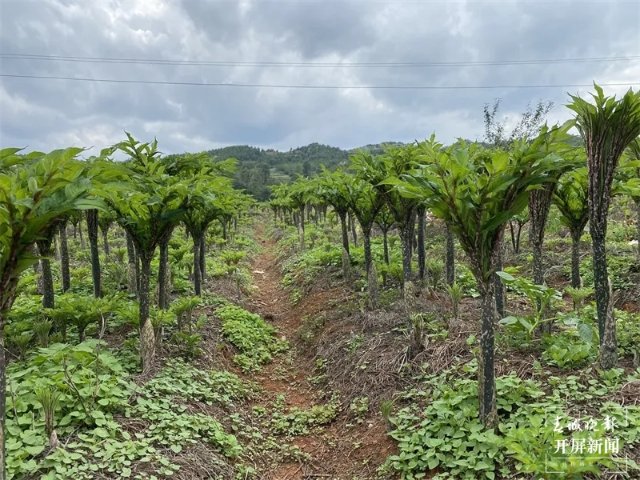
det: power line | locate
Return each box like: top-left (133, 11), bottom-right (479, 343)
top-left (2, 73), bottom-right (639, 90)
top-left (1, 53), bottom-right (639, 68)
top-left (0, 0), bottom-right (629, 2)
top-left (6, 0), bottom-right (638, 3)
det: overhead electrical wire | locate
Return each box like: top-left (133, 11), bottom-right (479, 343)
top-left (6, 0), bottom-right (637, 4)
top-left (2, 73), bottom-right (639, 90)
top-left (1, 53), bottom-right (639, 68)
top-left (3, 52), bottom-right (637, 90)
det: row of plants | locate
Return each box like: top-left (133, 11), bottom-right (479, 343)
top-left (270, 203), bottom-right (640, 477)
top-left (0, 132), bottom-right (271, 477)
top-left (268, 85), bottom-right (640, 430)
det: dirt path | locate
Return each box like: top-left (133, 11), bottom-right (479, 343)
top-left (246, 224), bottom-right (395, 480)
top-left (249, 231), bottom-right (318, 418)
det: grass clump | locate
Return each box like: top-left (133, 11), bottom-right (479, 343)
top-left (217, 304), bottom-right (289, 372)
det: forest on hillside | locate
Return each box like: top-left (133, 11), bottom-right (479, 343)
top-left (208, 143), bottom-right (350, 200)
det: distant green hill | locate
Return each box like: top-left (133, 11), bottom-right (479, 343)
top-left (208, 143), bottom-right (349, 200)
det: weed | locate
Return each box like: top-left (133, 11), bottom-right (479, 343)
top-left (346, 333), bottom-right (365, 354)
top-left (217, 304), bottom-right (289, 372)
top-left (446, 282), bottom-right (463, 320)
top-left (172, 331), bottom-right (203, 359)
top-left (380, 399), bottom-right (394, 429)
top-left (270, 400), bottom-right (339, 436)
top-left (349, 396), bottom-right (370, 423)
top-left (565, 286), bottom-right (594, 312)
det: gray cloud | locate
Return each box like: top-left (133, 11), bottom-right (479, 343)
top-left (1, 0), bottom-right (639, 154)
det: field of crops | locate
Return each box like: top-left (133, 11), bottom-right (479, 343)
top-left (1, 86), bottom-right (640, 479)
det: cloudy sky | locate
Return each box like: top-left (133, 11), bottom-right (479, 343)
top-left (1, 0), bottom-right (639, 155)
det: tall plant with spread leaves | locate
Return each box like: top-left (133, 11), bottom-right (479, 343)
top-left (286, 177), bottom-right (317, 249)
top-left (568, 84), bottom-right (640, 369)
top-left (104, 134), bottom-right (188, 372)
top-left (82, 149), bottom-right (122, 298)
top-left (527, 133), bottom-right (576, 291)
top-left (394, 132), bottom-right (566, 426)
top-left (317, 169), bottom-right (353, 255)
top-left (374, 204), bottom-right (394, 268)
top-left (346, 152), bottom-right (387, 304)
top-left (310, 169), bottom-right (355, 282)
top-left (552, 166), bottom-right (589, 288)
top-left (186, 181), bottom-right (237, 295)
top-left (358, 145), bottom-right (419, 291)
top-left (526, 127), bottom-right (576, 333)
top-left (0, 147), bottom-right (100, 478)
top-left (165, 152), bottom-right (237, 296)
